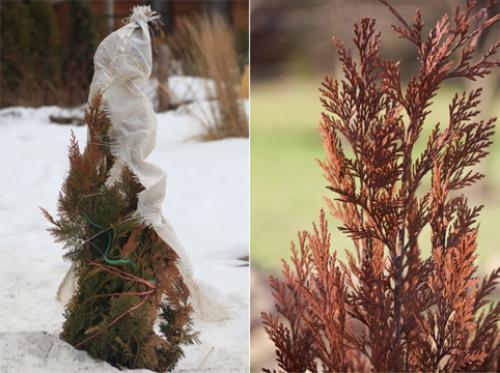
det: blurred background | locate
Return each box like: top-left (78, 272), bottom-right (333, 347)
top-left (1, 0), bottom-right (249, 115)
top-left (250, 0), bottom-right (499, 370)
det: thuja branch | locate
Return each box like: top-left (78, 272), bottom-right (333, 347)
top-left (263, 1), bottom-right (500, 372)
top-left (42, 95), bottom-right (198, 372)
top-left (74, 292), bottom-right (153, 349)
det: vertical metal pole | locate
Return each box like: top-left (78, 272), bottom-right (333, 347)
top-left (106, 0), bottom-right (114, 34)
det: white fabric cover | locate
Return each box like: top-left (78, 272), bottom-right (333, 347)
top-left (57, 6), bottom-right (226, 322)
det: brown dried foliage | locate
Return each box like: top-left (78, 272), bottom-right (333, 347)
top-left (262, 1), bottom-right (500, 372)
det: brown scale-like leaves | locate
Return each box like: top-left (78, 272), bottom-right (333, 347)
top-left (263, 1), bottom-right (500, 372)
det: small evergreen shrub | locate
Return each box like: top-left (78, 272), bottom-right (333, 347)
top-left (0, 1), bottom-right (35, 106)
top-left (0, 0), bottom-right (97, 107)
top-left (42, 94), bottom-right (198, 371)
top-left (64, 0), bottom-right (98, 102)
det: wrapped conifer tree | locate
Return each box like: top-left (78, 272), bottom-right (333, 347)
top-left (41, 6), bottom-right (205, 371)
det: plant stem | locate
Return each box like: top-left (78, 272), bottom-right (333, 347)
top-left (395, 127), bottom-right (413, 372)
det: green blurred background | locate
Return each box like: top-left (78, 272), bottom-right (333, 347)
top-left (252, 79), bottom-right (500, 271)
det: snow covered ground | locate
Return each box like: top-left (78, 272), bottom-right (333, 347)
top-left (0, 100), bottom-right (249, 372)
top-left (141, 75), bottom-right (216, 108)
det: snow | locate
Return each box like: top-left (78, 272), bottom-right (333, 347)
top-left (0, 101), bottom-right (249, 372)
top-left (141, 76), bottom-right (216, 108)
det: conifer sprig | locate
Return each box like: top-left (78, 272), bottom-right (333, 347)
top-left (263, 1), bottom-right (500, 371)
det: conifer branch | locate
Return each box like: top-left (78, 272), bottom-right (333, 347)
top-left (263, 2), bottom-right (500, 371)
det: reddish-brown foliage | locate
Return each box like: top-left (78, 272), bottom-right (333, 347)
top-left (262, 1), bottom-right (500, 372)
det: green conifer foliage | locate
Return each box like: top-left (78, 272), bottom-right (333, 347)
top-left (42, 94), bottom-right (198, 372)
top-left (28, 1), bottom-right (59, 97)
top-left (0, 1), bottom-right (59, 107)
top-left (66, 1), bottom-right (97, 91)
top-left (0, 2), bottom-right (32, 105)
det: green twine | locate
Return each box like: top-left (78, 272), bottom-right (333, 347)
top-left (81, 213), bottom-right (133, 266)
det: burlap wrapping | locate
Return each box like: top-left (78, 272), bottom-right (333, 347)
top-left (57, 6), bottom-right (226, 322)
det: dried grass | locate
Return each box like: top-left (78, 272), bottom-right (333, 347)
top-left (170, 13), bottom-right (248, 141)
